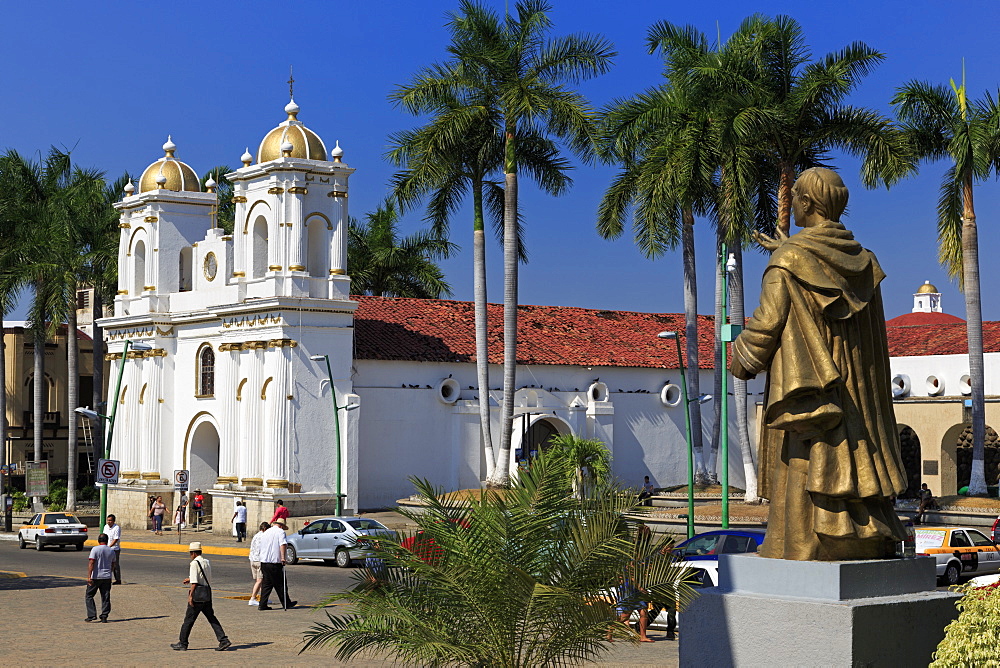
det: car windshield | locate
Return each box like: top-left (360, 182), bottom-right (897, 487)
top-left (348, 519), bottom-right (388, 531)
top-left (915, 529), bottom-right (947, 552)
top-left (44, 514), bottom-right (79, 524)
top-left (676, 534), bottom-right (722, 556)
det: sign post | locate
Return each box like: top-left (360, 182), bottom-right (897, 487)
top-left (174, 470), bottom-right (189, 543)
top-left (96, 459), bottom-right (120, 485)
top-left (26, 461), bottom-right (49, 509)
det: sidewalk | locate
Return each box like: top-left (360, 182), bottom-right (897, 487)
top-left (0, 569), bottom-right (678, 666)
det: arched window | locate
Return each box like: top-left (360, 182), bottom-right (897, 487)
top-left (307, 215), bottom-right (329, 278)
top-left (134, 239), bottom-right (147, 293)
top-left (252, 216), bottom-right (268, 278)
top-left (179, 247), bottom-right (193, 292)
top-left (197, 345), bottom-right (215, 397)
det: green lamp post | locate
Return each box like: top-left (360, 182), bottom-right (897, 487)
top-left (311, 354), bottom-right (357, 516)
top-left (719, 245), bottom-right (740, 528)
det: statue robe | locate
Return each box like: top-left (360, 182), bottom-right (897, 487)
top-left (731, 221), bottom-right (908, 560)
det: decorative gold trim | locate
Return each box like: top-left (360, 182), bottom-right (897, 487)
top-left (105, 353), bottom-right (123, 361)
top-left (231, 196), bottom-right (248, 203)
top-left (243, 200), bottom-right (270, 235)
top-left (194, 393), bottom-right (214, 399)
top-left (144, 216), bottom-right (158, 223)
top-left (158, 398), bottom-right (164, 403)
top-left (143, 285), bottom-right (155, 291)
top-left (267, 187), bottom-right (285, 194)
top-left (329, 269), bottom-right (346, 275)
top-left (120, 471), bottom-right (141, 480)
top-left (287, 186), bottom-right (308, 194)
top-left (288, 264), bottom-right (305, 271)
top-left (242, 340), bottom-right (268, 350)
top-left (192, 242), bottom-right (198, 247)
top-left (305, 212), bottom-right (331, 229)
top-left (216, 475), bottom-right (239, 484)
top-left (327, 190), bottom-right (348, 198)
top-left (261, 376), bottom-right (273, 399)
top-left (241, 477), bottom-right (264, 486)
top-left (265, 479), bottom-right (289, 489)
top-left (139, 383), bottom-right (147, 404)
top-left (140, 471), bottom-right (161, 480)
top-left (305, 175), bottom-right (315, 182)
top-left (153, 248), bottom-right (158, 252)
top-left (232, 271), bottom-right (246, 277)
top-left (268, 264), bottom-right (282, 271)
top-left (117, 290), bottom-right (129, 295)
top-left (267, 338), bottom-right (298, 348)
top-left (120, 387), bottom-right (127, 404)
top-left (319, 177), bottom-right (330, 184)
top-left (144, 348), bottom-right (167, 357)
top-left (181, 411), bottom-right (214, 471)
top-left (156, 327), bottom-right (173, 336)
top-left (118, 222), bottom-right (131, 229)
top-left (218, 343), bottom-right (241, 352)
top-left (221, 235), bottom-right (232, 241)
top-left (203, 251), bottom-right (218, 282)
top-left (286, 394), bottom-right (294, 400)
top-left (236, 377), bottom-right (248, 401)
top-left (126, 351), bottom-right (146, 359)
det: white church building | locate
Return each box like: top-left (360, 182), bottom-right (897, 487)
top-left (102, 97), bottom-right (764, 532)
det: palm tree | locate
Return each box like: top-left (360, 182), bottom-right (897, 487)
top-left (388, 84), bottom-right (571, 480)
top-left (892, 71), bottom-right (1000, 495)
top-left (301, 453), bottom-right (695, 665)
top-left (545, 433), bottom-right (611, 499)
top-left (597, 23), bottom-right (717, 482)
top-left (347, 201), bottom-right (457, 299)
top-left (395, 0), bottom-right (614, 486)
top-left (201, 166), bottom-right (235, 233)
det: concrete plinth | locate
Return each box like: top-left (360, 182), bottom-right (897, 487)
top-left (679, 554), bottom-right (960, 668)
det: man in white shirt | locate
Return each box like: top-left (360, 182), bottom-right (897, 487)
top-left (103, 514), bottom-right (122, 584)
top-left (257, 518), bottom-right (296, 610)
top-left (247, 521), bottom-right (269, 605)
top-left (171, 542), bottom-right (231, 651)
top-left (232, 500), bottom-right (248, 542)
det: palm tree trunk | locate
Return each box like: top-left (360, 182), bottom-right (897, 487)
top-left (33, 324), bottom-right (44, 506)
top-left (729, 245), bottom-right (758, 502)
top-left (962, 174), bottom-right (987, 495)
top-left (490, 129), bottom-right (518, 487)
top-left (91, 291), bottom-right (105, 462)
top-left (0, 311), bottom-right (6, 489)
top-left (681, 208), bottom-right (706, 482)
top-left (66, 302), bottom-right (78, 511)
top-left (708, 230), bottom-right (723, 481)
top-left (472, 181), bottom-right (495, 479)
top-left (777, 160), bottom-right (795, 236)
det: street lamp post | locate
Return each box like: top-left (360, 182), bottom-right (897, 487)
top-left (310, 354), bottom-right (349, 516)
top-left (719, 246), bottom-right (739, 528)
top-left (659, 331), bottom-right (712, 539)
top-left (78, 339), bottom-right (151, 528)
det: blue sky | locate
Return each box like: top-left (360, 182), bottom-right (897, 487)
top-left (3, 0), bottom-right (999, 322)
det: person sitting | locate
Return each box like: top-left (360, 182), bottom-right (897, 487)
top-left (638, 476), bottom-right (655, 506)
top-left (915, 483), bottom-right (935, 525)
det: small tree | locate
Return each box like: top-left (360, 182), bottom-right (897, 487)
top-left (545, 434), bottom-right (611, 499)
top-left (931, 582), bottom-right (1000, 666)
top-left (302, 454), bottom-right (694, 666)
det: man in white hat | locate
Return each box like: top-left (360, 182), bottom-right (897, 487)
top-left (257, 517), bottom-right (296, 610)
top-left (171, 542), bottom-right (231, 651)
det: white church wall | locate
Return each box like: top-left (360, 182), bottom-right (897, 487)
top-left (889, 353), bottom-right (1000, 398)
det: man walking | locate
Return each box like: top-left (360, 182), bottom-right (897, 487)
top-left (171, 542), bottom-right (231, 652)
top-left (248, 521), bottom-right (269, 606)
top-left (85, 533), bottom-right (116, 622)
top-left (257, 518), bottom-right (296, 610)
top-left (103, 514), bottom-right (122, 584)
top-left (232, 501), bottom-right (247, 542)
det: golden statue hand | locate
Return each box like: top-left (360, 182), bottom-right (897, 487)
top-left (754, 228), bottom-right (788, 252)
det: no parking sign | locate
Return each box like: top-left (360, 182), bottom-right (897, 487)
top-left (96, 459), bottom-right (120, 484)
top-left (174, 469), bottom-right (190, 491)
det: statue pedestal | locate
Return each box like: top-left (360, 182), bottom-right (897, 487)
top-left (679, 554), bottom-right (960, 667)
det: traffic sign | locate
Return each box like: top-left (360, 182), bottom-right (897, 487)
top-left (174, 469), bottom-right (190, 491)
top-left (96, 459), bottom-right (120, 485)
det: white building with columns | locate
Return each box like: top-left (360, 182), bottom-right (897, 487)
top-left (100, 96), bottom-right (764, 532)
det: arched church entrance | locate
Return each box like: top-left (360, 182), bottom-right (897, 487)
top-left (188, 416), bottom-right (220, 526)
top-left (513, 414), bottom-right (572, 464)
top-left (954, 424), bottom-right (1000, 492)
top-left (897, 425), bottom-right (921, 498)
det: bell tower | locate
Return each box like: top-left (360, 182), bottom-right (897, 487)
top-left (913, 281), bottom-right (942, 314)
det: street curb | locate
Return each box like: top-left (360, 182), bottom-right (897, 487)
top-left (82, 539), bottom-right (250, 556)
top-left (0, 570), bottom-right (26, 578)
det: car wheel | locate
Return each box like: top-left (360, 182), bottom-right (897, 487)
top-left (35, 537), bottom-right (44, 551)
top-left (18, 534), bottom-right (26, 549)
top-left (943, 563), bottom-right (961, 586)
top-left (335, 548), bottom-right (351, 568)
top-left (76, 543), bottom-right (84, 551)
top-left (285, 544), bottom-right (298, 565)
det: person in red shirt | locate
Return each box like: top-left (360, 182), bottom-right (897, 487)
top-left (270, 499), bottom-right (289, 525)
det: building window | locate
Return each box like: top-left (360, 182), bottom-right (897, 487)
top-left (76, 290), bottom-right (90, 311)
top-left (198, 345), bottom-right (215, 397)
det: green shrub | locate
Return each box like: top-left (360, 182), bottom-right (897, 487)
top-left (12, 491), bottom-right (27, 512)
top-left (931, 582), bottom-right (1000, 666)
top-left (79, 485), bottom-right (99, 503)
top-left (44, 479), bottom-right (67, 509)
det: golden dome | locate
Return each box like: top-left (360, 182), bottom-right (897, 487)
top-left (917, 281), bottom-right (939, 294)
top-left (256, 99), bottom-right (327, 163)
top-left (138, 136), bottom-right (200, 193)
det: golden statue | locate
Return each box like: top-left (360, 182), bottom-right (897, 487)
top-left (731, 167), bottom-right (908, 560)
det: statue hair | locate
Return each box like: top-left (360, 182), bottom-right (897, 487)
top-left (795, 167), bottom-right (848, 221)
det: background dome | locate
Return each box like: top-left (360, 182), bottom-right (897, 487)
top-left (256, 100), bottom-right (327, 163)
top-left (139, 137), bottom-right (200, 193)
top-left (917, 281), bottom-right (940, 294)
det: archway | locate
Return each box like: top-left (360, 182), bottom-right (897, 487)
top-left (252, 215), bottom-right (269, 278)
top-left (897, 425), bottom-right (921, 498)
top-left (954, 424), bottom-right (1000, 491)
top-left (513, 414), bottom-right (572, 464)
top-left (133, 239), bottom-right (146, 293)
top-left (188, 417), bottom-right (220, 525)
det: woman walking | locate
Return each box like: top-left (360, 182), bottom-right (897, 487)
top-left (247, 522), bottom-right (269, 606)
top-left (149, 495), bottom-right (167, 535)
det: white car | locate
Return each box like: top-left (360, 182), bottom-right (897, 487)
top-left (18, 512), bottom-right (89, 551)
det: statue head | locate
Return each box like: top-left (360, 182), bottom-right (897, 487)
top-left (792, 167), bottom-right (849, 225)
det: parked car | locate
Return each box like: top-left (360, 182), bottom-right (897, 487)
top-left (915, 526), bottom-right (1000, 585)
top-left (285, 517), bottom-right (395, 567)
top-left (18, 512), bottom-right (89, 551)
top-left (991, 515), bottom-right (1000, 543)
top-left (670, 529), bottom-right (767, 586)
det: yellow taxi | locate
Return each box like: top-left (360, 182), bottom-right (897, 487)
top-left (915, 526), bottom-right (1000, 585)
top-left (18, 512), bottom-right (89, 551)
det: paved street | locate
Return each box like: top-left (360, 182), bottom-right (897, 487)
top-left (0, 539), bottom-right (679, 666)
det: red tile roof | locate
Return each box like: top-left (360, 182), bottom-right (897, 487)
top-left (353, 296), bottom-right (717, 369)
top-left (353, 296), bottom-right (1000, 366)
top-left (886, 311), bottom-right (965, 326)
